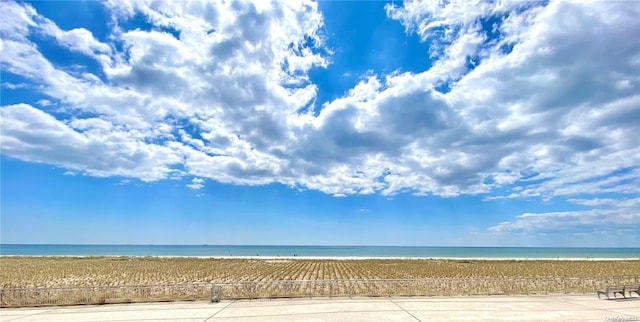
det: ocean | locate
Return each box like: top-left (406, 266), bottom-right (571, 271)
top-left (1, 244), bottom-right (638, 258)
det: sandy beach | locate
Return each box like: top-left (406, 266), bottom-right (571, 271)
top-left (3, 254), bottom-right (638, 261)
top-left (171, 256), bottom-right (640, 261)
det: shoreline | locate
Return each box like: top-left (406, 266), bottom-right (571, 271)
top-left (1, 254), bottom-right (638, 260)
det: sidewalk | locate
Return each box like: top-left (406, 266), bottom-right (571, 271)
top-left (1, 295), bottom-right (638, 321)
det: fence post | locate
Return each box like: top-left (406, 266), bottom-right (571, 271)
top-left (211, 285), bottom-right (221, 302)
top-left (545, 278), bottom-right (548, 295)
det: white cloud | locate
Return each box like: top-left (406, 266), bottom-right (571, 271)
top-left (0, 1), bottom-right (37, 42)
top-left (36, 99), bottom-right (52, 107)
top-left (0, 0), bottom-right (639, 207)
top-left (567, 198), bottom-right (634, 207)
top-left (1, 82), bottom-right (30, 89)
top-left (0, 103), bottom-right (182, 181)
top-left (186, 177), bottom-right (204, 190)
top-left (39, 19), bottom-right (111, 59)
top-left (489, 197), bottom-right (640, 237)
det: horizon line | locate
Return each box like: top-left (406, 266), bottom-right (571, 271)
top-left (1, 244), bottom-right (638, 249)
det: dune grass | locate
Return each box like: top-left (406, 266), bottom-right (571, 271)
top-left (2, 257), bottom-right (638, 307)
top-left (2, 257), bottom-right (638, 288)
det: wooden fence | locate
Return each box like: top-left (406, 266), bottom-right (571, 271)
top-left (2, 275), bottom-right (637, 307)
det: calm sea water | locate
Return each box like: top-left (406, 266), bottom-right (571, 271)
top-left (1, 244), bottom-right (638, 258)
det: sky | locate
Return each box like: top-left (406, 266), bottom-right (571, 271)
top-left (1, 0), bottom-right (639, 247)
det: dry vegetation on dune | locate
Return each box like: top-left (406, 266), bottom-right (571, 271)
top-left (1, 257), bottom-right (638, 307)
top-left (1, 257), bottom-right (639, 288)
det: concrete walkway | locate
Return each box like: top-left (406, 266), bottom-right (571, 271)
top-left (1, 295), bottom-right (638, 321)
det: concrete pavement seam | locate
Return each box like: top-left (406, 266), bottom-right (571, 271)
top-left (197, 309), bottom-right (410, 320)
top-left (0, 308), bottom-right (57, 322)
top-left (75, 318), bottom-right (205, 322)
top-left (558, 296), bottom-right (640, 320)
top-left (213, 297), bottom-right (394, 309)
top-left (389, 298), bottom-right (421, 322)
top-left (202, 300), bottom-right (235, 322)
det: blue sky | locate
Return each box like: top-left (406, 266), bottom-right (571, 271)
top-left (1, 0), bottom-right (639, 247)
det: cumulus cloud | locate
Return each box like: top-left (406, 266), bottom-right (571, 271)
top-left (38, 19), bottom-right (111, 60)
top-left (0, 103), bottom-right (182, 181)
top-left (1, 0), bottom-right (325, 183)
top-left (186, 177), bottom-right (205, 190)
top-left (489, 197), bottom-right (640, 237)
top-left (1, 0), bottom-right (639, 209)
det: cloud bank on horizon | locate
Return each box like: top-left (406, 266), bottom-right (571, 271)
top-left (1, 0), bottom-right (639, 239)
